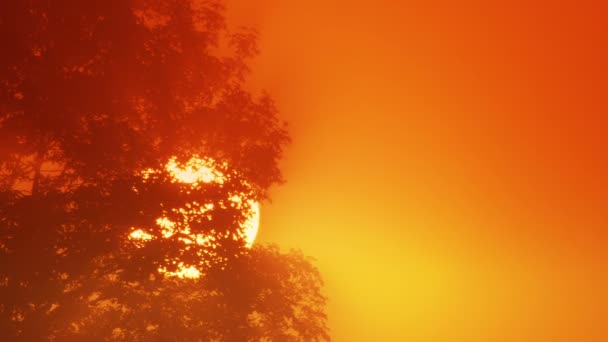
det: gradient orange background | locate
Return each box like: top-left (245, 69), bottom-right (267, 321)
top-left (227, 1), bottom-right (607, 340)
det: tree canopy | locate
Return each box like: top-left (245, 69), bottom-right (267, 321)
top-left (0, 1), bottom-right (328, 340)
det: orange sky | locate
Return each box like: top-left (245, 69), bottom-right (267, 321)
top-left (227, 1), bottom-right (607, 340)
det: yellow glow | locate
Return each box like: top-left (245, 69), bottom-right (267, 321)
top-left (128, 156), bottom-right (260, 279)
top-left (165, 156), bottom-right (226, 184)
top-left (129, 229), bottom-right (153, 241)
top-left (158, 262), bottom-right (202, 279)
top-left (241, 200), bottom-right (260, 247)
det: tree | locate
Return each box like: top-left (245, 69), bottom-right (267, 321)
top-left (41, 245), bottom-right (328, 341)
top-left (0, 1), bottom-right (328, 340)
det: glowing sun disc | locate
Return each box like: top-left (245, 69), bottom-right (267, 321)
top-left (129, 156), bottom-right (260, 278)
top-left (164, 156), bottom-right (260, 247)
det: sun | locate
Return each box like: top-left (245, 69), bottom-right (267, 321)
top-left (129, 156), bottom-right (260, 278)
top-left (163, 156), bottom-right (261, 248)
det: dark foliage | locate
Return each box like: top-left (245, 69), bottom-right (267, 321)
top-left (0, 1), bottom-right (328, 340)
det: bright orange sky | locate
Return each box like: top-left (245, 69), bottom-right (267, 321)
top-left (227, 1), bottom-right (607, 340)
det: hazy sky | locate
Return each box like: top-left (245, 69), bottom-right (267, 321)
top-left (227, 1), bottom-right (607, 340)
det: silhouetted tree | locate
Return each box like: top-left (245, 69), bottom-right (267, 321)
top-left (40, 245), bottom-right (328, 341)
top-left (0, 1), bottom-right (328, 340)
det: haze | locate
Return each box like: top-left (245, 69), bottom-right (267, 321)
top-left (227, 1), bottom-right (607, 340)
